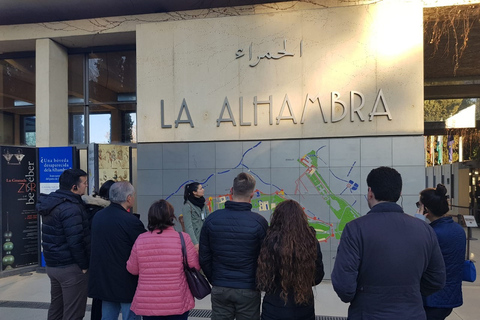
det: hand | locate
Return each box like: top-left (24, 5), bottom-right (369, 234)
top-left (82, 269), bottom-right (88, 274)
top-left (416, 203), bottom-right (427, 216)
top-left (194, 244), bottom-right (199, 252)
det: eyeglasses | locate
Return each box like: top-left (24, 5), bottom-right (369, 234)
top-left (416, 201), bottom-right (420, 208)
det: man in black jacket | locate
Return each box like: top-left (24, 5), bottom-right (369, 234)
top-left (200, 172), bottom-right (268, 320)
top-left (88, 181), bottom-right (145, 320)
top-left (36, 168), bottom-right (90, 320)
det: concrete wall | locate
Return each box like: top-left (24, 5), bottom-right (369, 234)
top-left (133, 1), bottom-right (425, 279)
top-left (137, 135), bottom-right (425, 277)
top-left (136, 2), bottom-right (423, 143)
top-left (35, 39), bottom-right (69, 147)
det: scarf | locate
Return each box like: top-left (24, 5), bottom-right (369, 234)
top-left (188, 194), bottom-right (205, 209)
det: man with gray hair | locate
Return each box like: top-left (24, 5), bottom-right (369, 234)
top-left (88, 181), bottom-right (145, 320)
top-left (200, 172), bottom-right (268, 320)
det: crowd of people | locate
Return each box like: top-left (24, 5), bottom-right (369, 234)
top-left (35, 166), bottom-right (467, 320)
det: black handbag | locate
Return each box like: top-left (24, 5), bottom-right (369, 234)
top-left (178, 232), bottom-right (211, 299)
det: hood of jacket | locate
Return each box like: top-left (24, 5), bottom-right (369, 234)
top-left (82, 194), bottom-right (110, 208)
top-left (36, 189), bottom-right (83, 217)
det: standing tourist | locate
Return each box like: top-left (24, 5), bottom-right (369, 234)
top-left (181, 182), bottom-right (209, 251)
top-left (36, 169), bottom-right (90, 320)
top-left (418, 184), bottom-right (466, 320)
top-left (88, 181), bottom-right (145, 320)
top-left (199, 172), bottom-right (268, 320)
top-left (331, 166), bottom-right (446, 320)
top-left (127, 199), bottom-right (200, 320)
top-left (257, 200), bottom-right (324, 320)
top-left (82, 179), bottom-right (115, 226)
top-left (81, 179), bottom-right (114, 320)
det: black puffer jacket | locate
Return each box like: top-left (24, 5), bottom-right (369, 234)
top-left (199, 201), bottom-right (268, 290)
top-left (36, 189), bottom-right (90, 269)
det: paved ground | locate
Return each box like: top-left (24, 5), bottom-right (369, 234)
top-left (1, 227), bottom-right (479, 319)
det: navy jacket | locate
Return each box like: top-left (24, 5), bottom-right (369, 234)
top-left (331, 202), bottom-right (446, 320)
top-left (423, 216), bottom-right (466, 308)
top-left (36, 190), bottom-right (90, 270)
top-left (199, 201), bottom-right (268, 290)
top-left (88, 202), bottom-right (146, 303)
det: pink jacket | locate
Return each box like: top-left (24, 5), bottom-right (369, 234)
top-left (126, 226), bottom-right (200, 316)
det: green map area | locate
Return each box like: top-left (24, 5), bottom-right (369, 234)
top-left (207, 150), bottom-right (360, 242)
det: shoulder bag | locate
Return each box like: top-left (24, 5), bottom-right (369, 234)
top-left (178, 232), bottom-right (211, 299)
top-left (463, 259), bottom-right (476, 282)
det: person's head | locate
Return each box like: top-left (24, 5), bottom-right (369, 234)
top-left (257, 200), bottom-right (318, 305)
top-left (183, 182), bottom-right (204, 204)
top-left (366, 166), bottom-right (402, 208)
top-left (59, 169), bottom-right (88, 195)
top-left (98, 180), bottom-right (115, 200)
top-left (147, 199), bottom-right (175, 233)
top-left (269, 199), bottom-right (309, 233)
top-left (109, 181), bottom-right (135, 209)
top-left (419, 184), bottom-right (449, 218)
top-left (232, 172), bottom-right (256, 202)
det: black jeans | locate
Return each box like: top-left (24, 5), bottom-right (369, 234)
top-left (211, 286), bottom-right (261, 320)
top-left (143, 311), bottom-right (189, 320)
top-left (424, 306), bottom-right (453, 320)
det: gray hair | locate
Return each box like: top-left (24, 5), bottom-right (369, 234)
top-left (109, 181), bottom-right (135, 204)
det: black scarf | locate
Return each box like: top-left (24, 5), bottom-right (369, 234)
top-left (188, 194), bottom-right (205, 209)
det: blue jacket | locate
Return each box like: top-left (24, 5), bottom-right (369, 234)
top-left (199, 201), bottom-right (268, 290)
top-left (331, 202), bottom-right (446, 320)
top-left (36, 189), bottom-right (90, 270)
top-left (423, 216), bottom-right (466, 308)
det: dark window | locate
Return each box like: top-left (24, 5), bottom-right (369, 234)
top-left (68, 49), bottom-right (136, 144)
top-left (0, 56), bottom-right (35, 145)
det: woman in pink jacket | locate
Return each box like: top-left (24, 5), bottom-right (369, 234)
top-left (127, 199), bottom-right (200, 320)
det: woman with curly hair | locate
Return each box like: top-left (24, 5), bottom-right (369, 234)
top-left (417, 184), bottom-right (466, 320)
top-left (257, 199), bottom-right (324, 320)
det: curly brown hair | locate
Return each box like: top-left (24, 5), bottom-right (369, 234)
top-left (256, 199), bottom-right (318, 305)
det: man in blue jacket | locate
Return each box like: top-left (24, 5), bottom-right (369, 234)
top-left (200, 172), bottom-right (268, 320)
top-left (88, 181), bottom-right (145, 320)
top-left (36, 169), bottom-right (90, 320)
top-left (331, 166), bottom-right (446, 320)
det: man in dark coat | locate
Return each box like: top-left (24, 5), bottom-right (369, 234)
top-left (331, 166), bottom-right (446, 320)
top-left (36, 168), bottom-right (90, 320)
top-left (200, 172), bottom-right (268, 320)
top-left (88, 181), bottom-right (145, 320)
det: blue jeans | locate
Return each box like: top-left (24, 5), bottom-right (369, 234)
top-left (101, 301), bottom-right (139, 320)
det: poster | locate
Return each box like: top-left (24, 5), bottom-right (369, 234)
top-left (1, 146), bottom-right (37, 270)
top-left (38, 146), bottom-right (76, 194)
top-left (88, 144), bottom-right (131, 194)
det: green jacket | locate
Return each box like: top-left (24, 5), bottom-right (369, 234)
top-left (181, 200), bottom-right (209, 245)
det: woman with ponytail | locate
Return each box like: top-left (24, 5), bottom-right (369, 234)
top-left (181, 182), bottom-right (209, 251)
top-left (418, 184), bottom-right (466, 320)
top-left (256, 200), bottom-right (324, 320)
